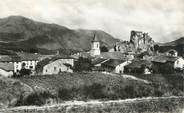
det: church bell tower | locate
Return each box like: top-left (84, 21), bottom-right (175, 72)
top-left (90, 34), bottom-right (100, 56)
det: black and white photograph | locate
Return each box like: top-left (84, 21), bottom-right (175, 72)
top-left (0, 0), bottom-right (184, 113)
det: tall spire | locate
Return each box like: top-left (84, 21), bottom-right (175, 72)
top-left (92, 33), bottom-right (98, 42)
top-left (90, 33), bottom-right (100, 56)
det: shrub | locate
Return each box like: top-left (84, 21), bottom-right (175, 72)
top-left (83, 83), bottom-right (106, 99)
top-left (74, 57), bottom-right (92, 72)
top-left (16, 91), bottom-right (55, 106)
top-left (58, 88), bottom-right (73, 101)
top-left (19, 68), bottom-right (31, 77)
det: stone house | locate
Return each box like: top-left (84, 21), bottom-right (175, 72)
top-left (124, 59), bottom-right (152, 74)
top-left (165, 49), bottom-right (178, 57)
top-left (101, 59), bottom-right (131, 74)
top-left (152, 55), bottom-right (184, 73)
top-left (36, 56), bottom-right (74, 75)
top-left (91, 58), bottom-right (110, 72)
top-left (0, 53), bottom-right (41, 73)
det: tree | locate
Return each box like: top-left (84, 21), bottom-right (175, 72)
top-left (29, 48), bottom-right (38, 53)
top-left (19, 63), bottom-right (31, 76)
top-left (100, 46), bottom-right (108, 52)
top-left (74, 57), bottom-right (92, 72)
top-left (19, 68), bottom-right (31, 77)
top-left (154, 44), bottom-right (159, 52)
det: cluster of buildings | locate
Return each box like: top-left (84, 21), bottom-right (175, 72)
top-left (0, 31), bottom-right (184, 77)
top-left (72, 31), bottom-right (184, 75)
top-left (0, 53), bottom-right (74, 77)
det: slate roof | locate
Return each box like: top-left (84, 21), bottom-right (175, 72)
top-left (152, 55), bottom-right (179, 63)
top-left (125, 59), bottom-right (152, 69)
top-left (92, 58), bottom-right (108, 65)
top-left (102, 59), bottom-right (126, 68)
top-left (0, 56), bottom-right (13, 62)
top-left (71, 52), bottom-right (92, 59)
top-left (0, 63), bottom-right (14, 71)
top-left (16, 53), bottom-right (41, 61)
top-left (166, 49), bottom-right (177, 53)
top-left (98, 52), bottom-right (128, 60)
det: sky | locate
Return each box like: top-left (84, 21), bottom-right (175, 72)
top-left (0, 0), bottom-right (184, 42)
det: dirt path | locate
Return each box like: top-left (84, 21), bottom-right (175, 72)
top-left (1, 96), bottom-right (184, 113)
top-left (102, 72), bottom-right (151, 84)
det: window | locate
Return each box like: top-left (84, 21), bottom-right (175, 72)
top-left (29, 66), bottom-right (33, 69)
top-left (54, 67), bottom-right (57, 71)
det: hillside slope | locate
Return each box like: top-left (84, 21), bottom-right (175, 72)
top-left (0, 77), bottom-right (33, 109)
top-left (157, 37), bottom-right (184, 56)
top-left (161, 37), bottom-right (184, 46)
top-left (0, 16), bottom-right (119, 54)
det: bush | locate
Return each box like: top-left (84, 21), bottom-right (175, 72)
top-left (58, 88), bottom-right (73, 101)
top-left (152, 63), bottom-right (175, 74)
top-left (74, 57), bottom-right (92, 72)
top-left (83, 83), bottom-right (106, 99)
top-left (58, 83), bottom-right (106, 101)
top-left (19, 68), bottom-right (31, 77)
top-left (16, 91), bottom-right (55, 106)
top-left (16, 73), bottom-right (184, 106)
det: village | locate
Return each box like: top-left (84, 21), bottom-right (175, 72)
top-left (0, 30), bottom-right (183, 77)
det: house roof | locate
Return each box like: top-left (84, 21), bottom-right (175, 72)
top-left (71, 52), bottom-right (92, 59)
top-left (102, 59), bottom-right (126, 68)
top-left (0, 56), bottom-right (14, 62)
top-left (98, 52), bottom-right (129, 60)
top-left (16, 52), bottom-right (42, 61)
top-left (166, 49), bottom-right (177, 53)
top-left (0, 63), bottom-right (14, 71)
top-left (92, 58), bottom-right (108, 65)
top-left (152, 55), bottom-right (179, 63)
top-left (125, 59), bottom-right (152, 69)
top-left (36, 55), bottom-right (73, 72)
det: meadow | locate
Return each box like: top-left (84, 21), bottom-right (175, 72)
top-left (0, 72), bottom-right (184, 112)
top-left (15, 72), bottom-right (184, 106)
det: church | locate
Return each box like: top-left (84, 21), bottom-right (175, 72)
top-left (90, 34), bottom-right (101, 56)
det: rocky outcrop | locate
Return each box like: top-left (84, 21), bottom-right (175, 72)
top-left (113, 30), bottom-right (155, 53)
top-left (130, 30), bottom-right (154, 52)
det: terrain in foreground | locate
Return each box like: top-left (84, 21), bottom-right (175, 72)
top-left (0, 72), bottom-right (183, 112)
top-left (2, 96), bottom-right (184, 113)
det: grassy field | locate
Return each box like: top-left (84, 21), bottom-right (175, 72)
top-left (15, 72), bottom-right (184, 106)
top-left (131, 74), bottom-right (184, 96)
top-left (0, 72), bottom-right (184, 110)
top-left (2, 96), bottom-right (184, 113)
top-left (16, 72), bottom-right (154, 104)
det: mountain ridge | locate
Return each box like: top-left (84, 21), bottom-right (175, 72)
top-left (157, 37), bottom-right (184, 56)
top-left (0, 16), bottom-right (119, 55)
